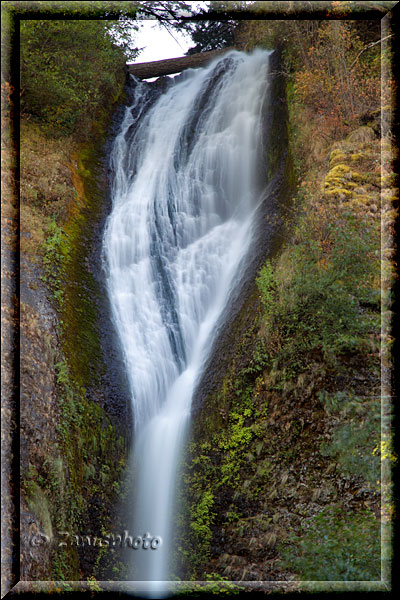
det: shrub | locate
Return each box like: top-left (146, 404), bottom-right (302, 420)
top-left (318, 391), bottom-right (381, 487)
top-left (20, 20), bottom-right (129, 136)
top-left (257, 207), bottom-right (379, 379)
top-left (279, 506), bottom-right (380, 581)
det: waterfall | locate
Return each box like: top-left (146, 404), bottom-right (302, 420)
top-left (103, 49), bottom-right (271, 595)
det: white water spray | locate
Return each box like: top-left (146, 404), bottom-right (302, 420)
top-left (103, 49), bottom-right (271, 595)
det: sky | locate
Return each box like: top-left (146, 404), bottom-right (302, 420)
top-left (129, 20), bottom-right (192, 64)
top-left (127, 2), bottom-right (209, 64)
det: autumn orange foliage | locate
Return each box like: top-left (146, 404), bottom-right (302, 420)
top-left (293, 21), bottom-right (380, 139)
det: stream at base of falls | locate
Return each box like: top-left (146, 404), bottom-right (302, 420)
top-left (103, 48), bottom-right (272, 596)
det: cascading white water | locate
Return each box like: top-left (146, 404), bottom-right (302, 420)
top-left (103, 49), bottom-right (271, 595)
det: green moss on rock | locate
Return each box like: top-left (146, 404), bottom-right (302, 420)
top-left (29, 74), bottom-right (129, 581)
top-left (61, 148), bottom-right (107, 389)
top-left (329, 149), bottom-right (347, 167)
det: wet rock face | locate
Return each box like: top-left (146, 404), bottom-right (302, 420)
top-left (80, 118), bottom-right (133, 429)
top-left (182, 357), bottom-right (380, 581)
top-left (19, 260), bottom-right (60, 580)
top-left (18, 90), bottom-right (132, 581)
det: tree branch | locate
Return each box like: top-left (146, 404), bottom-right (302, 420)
top-left (349, 34), bottom-right (394, 71)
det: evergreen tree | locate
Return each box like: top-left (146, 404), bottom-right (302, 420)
top-left (176, 6), bottom-right (238, 55)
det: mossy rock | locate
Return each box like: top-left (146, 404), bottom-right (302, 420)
top-left (325, 164), bottom-right (364, 190)
top-left (329, 149), bottom-right (347, 168)
top-left (353, 194), bottom-right (374, 205)
top-left (324, 188), bottom-right (353, 200)
top-left (350, 152), bottom-right (367, 162)
top-left (346, 126), bottom-right (375, 143)
top-left (25, 481), bottom-right (53, 539)
top-left (326, 163), bottom-right (351, 179)
top-left (381, 140), bottom-right (392, 153)
top-left (380, 174), bottom-right (395, 187)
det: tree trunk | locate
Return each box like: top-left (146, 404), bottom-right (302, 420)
top-left (127, 47), bottom-right (234, 79)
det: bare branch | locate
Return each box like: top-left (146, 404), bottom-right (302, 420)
top-left (349, 34), bottom-right (394, 71)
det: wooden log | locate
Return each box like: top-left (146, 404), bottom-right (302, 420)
top-left (127, 47), bottom-right (233, 80)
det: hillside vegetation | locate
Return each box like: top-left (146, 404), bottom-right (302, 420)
top-left (178, 8), bottom-right (397, 591)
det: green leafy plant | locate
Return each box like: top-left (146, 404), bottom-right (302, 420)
top-left (318, 391), bottom-right (381, 486)
top-left (20, 20), bottom-right (129, 136)
top-left (256, 260), bottom-right (275, 309)
top-left (279, 506), bottom-right (380, 581)
top-left (256, 206), bottom-right (379, 380)
top-left (190, 488), bottom-right (215, 563)
top-left (42, 220), bottom-right (70, 308)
